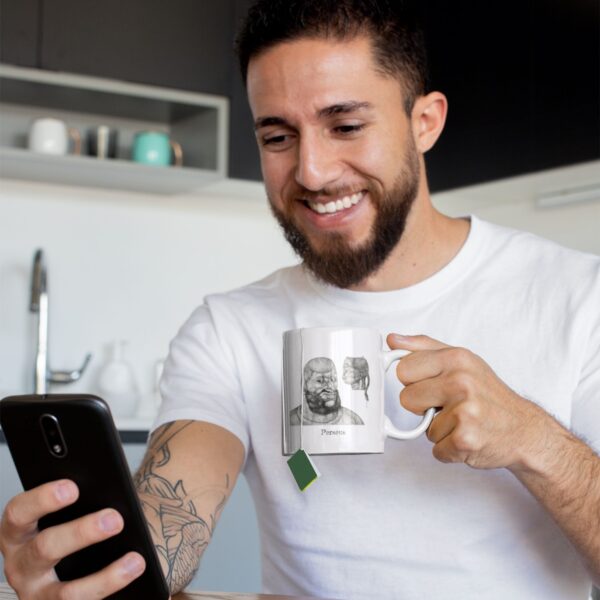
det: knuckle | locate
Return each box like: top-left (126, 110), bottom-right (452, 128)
top-left (432, 444), bottom-right (450, 463)
top-left (68, 515), bottom-right (99, 553)
top-left (3, 498), bottom-right (24, 529)
top-left (412, 334), bottom-right (430, 344)
top-left (448, 370), bottom-right (473, 398)
top-left (395, 362), bottom-right (409, 384)
top-left (461, 400), bottom-right (482, 421)
top-left (450, 347), bottom-right (474, 369)
top-left (30, 529), bottom-right (54, 562)
top-left (57, 583), bottom-right (78, 600)
top-left (73, 515), bottom-right (91, 543)
top-left (452, 429), bottom-right (477, 453)
top-left (399, 386), bottom-right (414, 410)
top-left (4, 560), bottom-right (21, 590)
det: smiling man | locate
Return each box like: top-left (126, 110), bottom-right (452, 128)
top-left (1, 2), bottom-right (599, 600)
top-left (248, 30), bottom-right (462, 292)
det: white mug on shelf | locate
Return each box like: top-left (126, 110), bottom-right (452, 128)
top-left (28, 117), bottom-right (82, 156)
top-left (282, 327), bottom-right (437, 455)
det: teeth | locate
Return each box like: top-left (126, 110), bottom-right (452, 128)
top-left (308, 191), bottom-right (363, 215)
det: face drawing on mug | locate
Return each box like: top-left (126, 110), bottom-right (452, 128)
top-left (342, 357), bottom-right (370, 401)
top-left (289, 357), bottom-right (365, 426)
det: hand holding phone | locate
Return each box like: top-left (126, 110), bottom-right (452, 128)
top-left (0, 479), bottom-right (147, 598)
top-left (0, 394), bottom-right (170, 599)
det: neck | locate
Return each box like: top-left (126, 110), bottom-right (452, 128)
top-left (350, 176), bottom-right (470, 292)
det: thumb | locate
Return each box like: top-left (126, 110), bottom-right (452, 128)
top-left (386, 333), bottom-right (451, 351)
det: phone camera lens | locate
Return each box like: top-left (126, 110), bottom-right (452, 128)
top-left (39, 414), bottom-right (68, 458)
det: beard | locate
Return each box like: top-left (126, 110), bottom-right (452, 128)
top-left (305, 389), bottom-right (341, 415)
top-left (269, 139), bottom-right (420, 288)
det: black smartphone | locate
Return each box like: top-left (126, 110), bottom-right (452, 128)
top-left (0, 394), bottom-right (169, 600)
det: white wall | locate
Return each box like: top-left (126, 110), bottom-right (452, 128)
top-left (1, 159), bottom-right (599, 401)
top-left (0, 178), bottom-right (297, 401)
top-left (432, 159), bottom-right (600, 254)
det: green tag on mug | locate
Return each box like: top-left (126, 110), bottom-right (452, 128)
top-left (287, 449), bottom-right (320, 491)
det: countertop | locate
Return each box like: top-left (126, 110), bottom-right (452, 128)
top-left (0, 582), bottom-right (320, 599)
top-left (0, 417), bottom-right (153, 444)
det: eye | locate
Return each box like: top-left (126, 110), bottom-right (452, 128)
top-left (263, 134), bottom-right (288, 145)
top-left (261, 132), bottom-right (296, 150)
top-left (334, 123), bottom-right (365, 135)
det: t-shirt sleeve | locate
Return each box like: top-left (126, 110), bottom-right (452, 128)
top-left (571, 294), bottom-right (600, 455)
top-left (151, 304), bottom-right (250, 456)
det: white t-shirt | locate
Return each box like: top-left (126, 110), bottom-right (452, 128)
top-left (154, 216), bottom-right (600, 600)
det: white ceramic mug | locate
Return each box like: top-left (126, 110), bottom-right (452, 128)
top-left (282, 327), bottom-right (436, 455)
top-left (28, 118), bottom-right (81, 156)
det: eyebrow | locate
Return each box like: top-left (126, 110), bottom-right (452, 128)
top-left (254, 101), bottom-right (373, 130)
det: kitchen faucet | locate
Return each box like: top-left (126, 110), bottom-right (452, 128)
top-left (30, 249), bottom-right (92, 394)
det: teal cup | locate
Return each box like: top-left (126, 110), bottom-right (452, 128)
top-left (132, 131), bottom-right (183, 167)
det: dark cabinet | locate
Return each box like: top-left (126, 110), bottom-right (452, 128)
top-left (0, 0), bottom-right (41, 68)
top-left (39, 0), bottom-right (234, 97)
top-left (421, 0), bottom-right (599, 191)
top-left (228, 0), bottom-right (261, 181)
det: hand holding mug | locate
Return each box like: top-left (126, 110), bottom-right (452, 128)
top-left (387, 333), bottom-right (552, 470)
top-left (282, 327), bottom-right (437, 455)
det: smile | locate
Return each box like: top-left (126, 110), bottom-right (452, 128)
top-left (306, 191), bottom-right (365, 215)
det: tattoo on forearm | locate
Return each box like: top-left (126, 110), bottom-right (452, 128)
top-left (134, 421), bottom-right (231, 592)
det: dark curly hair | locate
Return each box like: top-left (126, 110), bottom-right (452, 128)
top-left (234, 0), bottom-right (429, 114)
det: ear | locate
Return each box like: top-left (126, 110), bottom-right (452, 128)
top-left (410, 92), bottom-right (448, 153)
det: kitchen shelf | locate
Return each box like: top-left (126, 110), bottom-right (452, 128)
top-left (0, 64), bottom-right (229, 195)
top-left (0, 147), bottom-right (221, 194)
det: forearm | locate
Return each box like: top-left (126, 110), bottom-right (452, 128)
top-left (510, 417), bottom-right (600, 586)
top-left (133, 421), bottom-right (236, 594)
top-left (136, 485), bottom-right (212, 594)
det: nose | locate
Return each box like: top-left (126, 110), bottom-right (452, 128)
top-left (295, 133), bottom-right (343, 192)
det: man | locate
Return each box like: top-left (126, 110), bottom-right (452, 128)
top-left (1, 1), bottom-right (599, 599)
top-left (289, 357), bottom-right (365, 425)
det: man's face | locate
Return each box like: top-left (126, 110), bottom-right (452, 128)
top-left (247, 35), bottom-right (421, 288)
top-left (305, 370), bottom-right (339, 415)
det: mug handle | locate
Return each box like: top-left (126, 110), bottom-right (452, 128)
top-left (68, 127), bottom-right (82, 156)
top-left (381, 349), bottom-right (437, 440)
top-left (170, 140), bottom-right (183, 167)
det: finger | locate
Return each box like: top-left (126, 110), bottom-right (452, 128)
top-left (394, 346), bottom-right (476, 387)
top-left (387, 333), bottom-right (451, 352)
top-left (394, 349), bottom-right (448, 385)
top-left (1, 480), bottom-right (79, 544)
top-left (400, 379), bottom-right (447, 415)
top-left (388, 335), bottom-right (452, 386)
top-left (23, 508), bottom-right (124, 571)
top-left (49, 551), bottom-right (146, 600)
top-left (426, 409), bottom-right (456, 443)
top-left (431, 434), bottom-right (467, 464)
